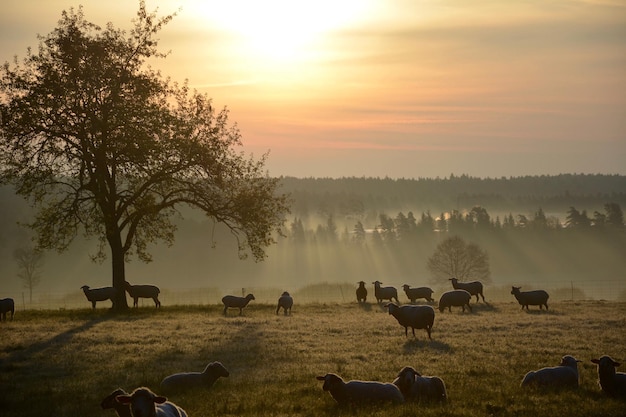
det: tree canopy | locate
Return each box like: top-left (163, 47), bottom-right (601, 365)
top-left (427, 236), bottom-right (491, 284)
top-left (0, 2), bottom-right (290, 310)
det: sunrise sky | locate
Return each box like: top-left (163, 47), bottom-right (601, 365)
top-left (1, 0), bottom-right (625, 179)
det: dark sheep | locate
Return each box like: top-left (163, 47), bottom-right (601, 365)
top-left (402, 284), bottom-right (434, 303)
top-left (276, 291), bottom-right (293, 315)
top-left (356, 281), bottom-right (367, 304)
top-left (521, 355), bottom-right (581, 389)
top-left (510, 286), bottom-right (549, 310)
top-left (591, 355), bottom-right (626, 398)
top-left (80, 285), bottom-right (116, 309)
top-left (222, 294), bottom-right (255, 316)
top-left (450, 277), bottom-right (485, 302)
top-left (124, 281), bottom-right (161, 308)
top-left (160, 361), bottom-right (230, 393)
top-left (438, 290), bottom-right (472, 313)
top-left (316, 373), bottom-right (404, 405)
top-left (385, 302), bottom-right (435, 339)
top-left (0, 298), bottom-right (15, 321)
top-left (372, 280), bottom-right (399, 304)
top-left (392, 366), bottom-right (447, 403)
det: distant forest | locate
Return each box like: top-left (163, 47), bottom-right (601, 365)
top-left (1, 174), bottom-right (625, 300)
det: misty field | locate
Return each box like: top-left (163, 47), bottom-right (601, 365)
top-left (0, 300), bottom-right (625, 416)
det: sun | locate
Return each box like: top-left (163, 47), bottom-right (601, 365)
top-left (190, 0), bottom-right (373, 65)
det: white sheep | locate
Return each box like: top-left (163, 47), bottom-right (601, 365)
top-left (521, 355), bottom-right (581, 389)
top-left (356, 281), bottom-right (367, 304)
top-left (392, 366), bottom-right (447, 403)
top-left (402, 285), bottom-right (434, 303)
top-left (0, 298), bottom-right (15, 321)
top-left (510, 286), bottom-right (549, 310)
top-left (591, 355), bottom-right (626, 398)
top-left (116, 387), bottom-right (187, 417)
top-left (385, 302), bottom-right (435, 339)
top-left (125, 281), bottom-right (161, 308)
top-left (438, 290), bottom-right (472, 313)
top-left (160, 361), bottom-right (230, 393)
top-left (101, 388), bottom-right (131, 417)
top-left (316, 373), bottom-right (404, 406)
top-left (221, 293), bottom-right (255, 316)
top-left (80, 285), bottom-right (116, 309)
top-left (372, 280), bottom-right (399, 304)
top-left (450, 277), bottom-right (485, 302)
top-left (276, 291), bottom-right (293, 315)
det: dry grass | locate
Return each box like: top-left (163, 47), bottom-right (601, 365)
top-left (0, 300), bottom-right (625, 416)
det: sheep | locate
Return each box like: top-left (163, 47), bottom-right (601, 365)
top-left (438, 290), bottom-right (472, 313)
top-left (316, 373), bottom-right (404, 406)
top-left (0, 298), bottom-right (15, 321)
top-left (124, 281), bottom-right (161, 308)
top-left (101, 388), bottom-right (131, 417)
top-left (450, 277), bottom-right (485, 302)
top-left (372, 280), bottom-right (399, 304)
top-left (116, 387), bottom-right (187, 417)
top-left (80, 285), bottom-right (116, 309)
top-left (356, 281), bottom-right (367, 304)
top-left (521, 355), bottom-right (581, 389)
top-left (591, 355), bottom-right (626, 398)
top-left (222, 293), bottom-right (255, 315)
top-left (276, 291), bottom-right (293, 315)
top-left (402, 284), bottom-right (434, 303)
top-left (510, 286), bottom-right (549, 310)
top-left (385, 302), bottom-right (435, 339)
top-left (392, 366), bottom-right (447, 403)
top-left (160, 361), bottom-right (229, 393)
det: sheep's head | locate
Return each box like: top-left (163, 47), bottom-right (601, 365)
top-left (205, 361), bottom-right (230, 378)
top-left (316, 373), bottom-right (343, 391)
top-left (511, 286), bottom-right (521, 294)
top-left (592, 356), bottom-right (620, 373)
top-left (101, 388), bottom-right (127, 410)
top-left (246, 294), bottom-right (256, 301)
top-left (117, 387), bottom-right (166, 417)
top-left (560, 355), bottom-right (581, 369)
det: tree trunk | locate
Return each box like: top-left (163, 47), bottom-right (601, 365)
top-left (109, 235), bottom-right (129, 311)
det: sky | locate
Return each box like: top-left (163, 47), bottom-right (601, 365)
top-left (1, 0), bottom-right (625, 179)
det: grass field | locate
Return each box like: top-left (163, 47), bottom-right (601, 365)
top-left (0, 300), bottom-right (625, 416)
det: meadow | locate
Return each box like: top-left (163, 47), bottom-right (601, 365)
top-left (0, 300), bottom-right (625, 417)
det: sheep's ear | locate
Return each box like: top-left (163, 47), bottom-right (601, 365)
top-left (316, 375), bottom-right (326, 381)
top-left (591, 358), bottom-right (600, 364)
top-left (614, 361), bottom-right (621, 367)
top-left (154, 396), bottom-right (167, 404)
top-left (116, 395), bottom-right (132, 404)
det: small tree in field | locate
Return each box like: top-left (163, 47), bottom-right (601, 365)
top-left (0, 2), bottom-right (289, 311)
top-left (14, 246), bottom-right (45, 304)
top-left (427, 235), bottom-right (491, 284)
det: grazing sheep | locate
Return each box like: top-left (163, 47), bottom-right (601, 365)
top-left (276, 291), bottom-right (293, 315)
top-left (160, 361), bottom-right (229, 393)
top-left (0, 298), bottom-right (15, 321)
top-left (316, 373), bottom-right (404, 406)
top-left (356, 281), bottom-right (367, 304)
top-left (402, 285), bottom-right (434, 303)
top-left (124, 281), bottom-right (161, 308)
top-left (80, 285), bottom-right (116, 309)
top-left (450, 277), bottom-right (485, 302)
top-left (385, 302), bottom-right (435, 339)
top-left (438, 290), bottom-right (472, 313)
top-left (392, 366), bottom-right (447, 403)
top-left (116, 387), bottom-right (187, 417)
top-left (101, 388), bottom-right (131, 417)
top-left (521, 355), bottom-right (581, 389)
top-left (372, 280), bottom-right (399, 304)
top-left (591, 355), bottom-right (626, 398)
top-left (222, 294), bottom-right (255, 316)
top-left (510, 286), bottom-right (549, 310)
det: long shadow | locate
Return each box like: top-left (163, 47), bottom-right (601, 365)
top-left (402, 338), bottom-right (452, 354)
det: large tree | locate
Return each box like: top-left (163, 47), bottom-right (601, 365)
top-left (427, 235), bottom-right (491, 284)
top-left (0, 3), bottom-right (289, 310)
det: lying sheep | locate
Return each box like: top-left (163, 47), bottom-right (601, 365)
top-left (385, 302), bottom-right (435, 339)
top-left (116, 387), bottom-right (187, 417)
top-left (438, 290), bottom-right (472, 313)
top-left (222, 293), bottom-right (255, 316)
top-left (402, 284), bottom-right (434, 303)
top-left (521, 355), bottom-right (581, 389)
top-left (392, 366), bottom-right (447, 403)
top-left (101, 388), bottom-right (131, 417)
top-left (510, 286), bottom-right (549, 310)
top-left (591, 355), bottom-right (626, 398)
top-left (0, 298), bottom-right (15, 321)
top-left (450, 277), bottom-right (485, 302)
top-left (125, 281), bottom-right (161, 308)
top-left (316, 373), bottom-right (404, 406)
top-left (160, 361), bottom-right (229, 393)
top-left (81, 285), bottom-right (116, 309)
top-left (356, 281), bottom-right (367, 304)
top-left (276, 291), bottom-right (293, 315)
top-left (372, 280), bottom-right (399, 304)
